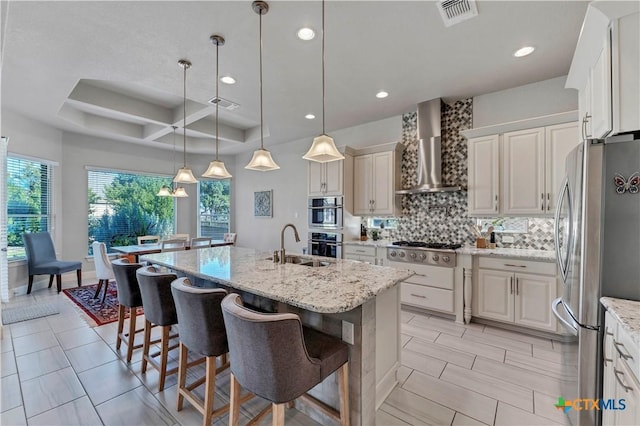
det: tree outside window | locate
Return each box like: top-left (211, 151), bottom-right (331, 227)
top-left (199, 179), bottom-right (230, 239)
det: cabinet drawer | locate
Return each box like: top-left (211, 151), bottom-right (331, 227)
top-left (344, 254), bottom-right (376, 264)
top-left (402, 264), bottom-right (454, 290)
top-left (478, 257), bottom-right (556, 276)
top-left (615, 325), bottom-right (640, 382)
top-left (343, 245), bottom-right (377, 257)
top-left (401, 283), bottom-right (454, 313)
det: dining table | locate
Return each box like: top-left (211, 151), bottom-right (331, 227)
top-left (111, 239), bottom-right (233, 262)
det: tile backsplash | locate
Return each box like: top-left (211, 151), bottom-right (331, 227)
top-left (388, 98), bottom-right (555, 251)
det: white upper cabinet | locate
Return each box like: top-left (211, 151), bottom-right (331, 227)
top-left (468, 123), bottom-right (578, 217)
top-left (468, 135), bottom-right (499, 216)
top-left (502, 128), bottom-right (545, 215)
top-left (308, 159), bottom-right (344, 196)
top-left (353, 143), bottom-right (402, 216)
top-left (567, 7), bottom-right (640, 138)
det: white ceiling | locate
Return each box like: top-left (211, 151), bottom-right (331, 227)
top-left (1, 1), bottom-right (589, 156)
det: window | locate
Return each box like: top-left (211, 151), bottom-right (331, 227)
top-left (7, 156), bottom-right (52, 261)
top-left (475, 218), bottom-right (529, 234)
top-left (366, 217), bottom-right (398, 230)
top-left (88, 169), bottom-right (175, 254)
top-left (199, 179), bottom-right (230, 239)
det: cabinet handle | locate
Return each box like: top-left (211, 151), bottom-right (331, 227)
top-left (582, 113), bottom-right (592, 140)
top-left (510, 276), bottom-right (513, 294)
top-left (603, 357), bottom-right (613, 367)
top-left (504, 263), bottom-right (527, 268)
top-left (516, 277), bottom-right (519, 295)
top-left (547, 193), bottom-right (551, 211)
top-left (410, 293), bottom-right (427, 299)
top-left (614, 368), bottom-right (633, 392)
top-left (414, 273), bottom-right (429, 278)
top-left (541, 193), bottom-right (544, 211)
top-left (614, 341), bottom-right (633, 360)
top-left (606, 327), bottom-right (614, 336)
top-left (494, 195), bottom-right (498, 212)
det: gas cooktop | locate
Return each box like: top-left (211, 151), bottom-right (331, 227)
top-left (391, 241), bottom-right (462, 250)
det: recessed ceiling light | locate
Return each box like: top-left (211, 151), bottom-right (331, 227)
top-left (297, 27), bottom-right (315, 41)
top-left (376, 91), bottom-right (389, 99)
top-left (513, 46), bottom-right (535, 58)
top-left (305, 114), bottom-right (316, 120)
top-left (220, 76), bottom-right (236, 84)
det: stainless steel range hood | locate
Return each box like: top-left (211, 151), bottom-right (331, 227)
top-left (396, 99), bottom-right (462, 194)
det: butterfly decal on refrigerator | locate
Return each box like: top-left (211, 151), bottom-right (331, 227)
top-left (614, 172), bottom-right (640, 194)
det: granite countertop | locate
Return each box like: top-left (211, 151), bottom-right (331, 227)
top-left (142, 246), bottom-right (413, 314)
top-left (601, 297), bottom-right (640, 348)
top-left (343, 240), bottom-right (392, 247)
top-left (456, 247), bottom-right (556, 262)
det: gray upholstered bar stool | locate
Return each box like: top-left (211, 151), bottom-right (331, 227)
top-left (221, 293), bottom-right (350, 426)
top-left (111, 258), bottom-right (145, 363)
top-left (136, 265), bottom-right (182, 391)
top-left (171, 278), bottom-right (253, 426)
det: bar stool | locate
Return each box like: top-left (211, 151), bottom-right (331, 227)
top-left (136, 266), bottom-right (182, 391)
top-left (171, 278), bottom-right (252, 425)
top-left (221, 293), bottom-right (350, 426)
top-left (111, 258), bottom-right (145, 363)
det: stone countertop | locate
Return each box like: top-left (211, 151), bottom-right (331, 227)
top-left (601, 297), bottom-right (640, 348)
top-left (456, 247), bottom-right (556, 262)
top-left (142, 246), bottom-right (413, 314)
top-left (343, 240), bottom-right (392, 248)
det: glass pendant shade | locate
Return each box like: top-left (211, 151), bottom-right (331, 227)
top-left (173, 167), bottom-right (198, 184)
top-left (157, 185), bottom-right (172, 197)
top-left (303, 134), bottom-right (344, 162)
top-left (202, 160), bottom-right (232, 179)
top-left (172, 187), bottom-right (189, 197)
top-left (245, 148), bottom-right (280, 171)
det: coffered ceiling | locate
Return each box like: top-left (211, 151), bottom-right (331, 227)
top-left (1, 1), bottom-right (588, 155)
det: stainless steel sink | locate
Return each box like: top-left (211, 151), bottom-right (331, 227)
top-left (265, 255), bottom-right (331, 267)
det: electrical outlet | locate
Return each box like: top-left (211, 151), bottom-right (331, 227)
top-left (502, 235), bottom-right (515, 243)
top-left (342, 320), bottom-right (354, 344)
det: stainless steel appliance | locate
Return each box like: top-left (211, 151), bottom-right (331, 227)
top-left (308, 231), bottom-right (342, 259)
top-left (387, 241), bottom-right (461, 267)
top-left (552, 133), bottom-right (640, 426)
top-left (308, 196), bottom-right (343, 229)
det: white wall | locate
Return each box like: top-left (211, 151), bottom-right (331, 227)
top-left (233, 115), bottom-right (401, 252)
top-left (473, 76), bottom-right (578, 127)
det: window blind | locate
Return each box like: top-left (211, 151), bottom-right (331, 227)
top-left (7, 155), bottom-right (52, 261)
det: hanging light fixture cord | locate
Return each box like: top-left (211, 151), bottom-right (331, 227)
top-left (321, 0), bottom-right (326, 135)
top-left (183, 61), bottom-right (188, 167)
top-left (172, 126), bottom-right (177, 192)
top-left (215, 41), bottom-right (220, 161)
top-left (259, 8), bottom-right (264, 150)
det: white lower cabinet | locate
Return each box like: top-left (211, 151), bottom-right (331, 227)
top-left (343, 243), bottom-right (388, 266)
top-left (603, 307), bottom-right (640, 426)
top-left (473, 257), bottom-right (558, 332)
top-left (393, 263), bottom-right (455, 315)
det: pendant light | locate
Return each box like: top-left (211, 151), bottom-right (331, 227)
top-left (173, 59), bottom-right (199, 184)
top-left (168, 126), bottom-right (188, 197)
top-left (245, 1), bottom-right (280, 172)
top-left (202, 35), bottom-right (233, 179)
top-left (302, 0), bottom-right (344, 163)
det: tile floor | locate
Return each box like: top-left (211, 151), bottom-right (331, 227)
top-left (1, 282), bottom-right (576, 425)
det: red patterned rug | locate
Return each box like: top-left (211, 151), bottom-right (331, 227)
top-left (63, 282), bottom-right (141, 326)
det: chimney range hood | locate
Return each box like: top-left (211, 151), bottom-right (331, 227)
top-left (396, 99), bottom-right (462, 194)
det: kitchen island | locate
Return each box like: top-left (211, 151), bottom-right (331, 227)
top-left (142, 246), bottom-right (413, 426)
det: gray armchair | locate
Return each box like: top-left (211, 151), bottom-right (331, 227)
top-left (22, 232), bottom-right (82, 294)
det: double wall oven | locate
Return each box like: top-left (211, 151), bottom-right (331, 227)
top-left (308, 196), bottom-right (343, 259)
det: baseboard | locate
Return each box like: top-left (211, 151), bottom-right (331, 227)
top-left (12, 271), bottom-right (97, 296)
top-left (375, 361), bottom-right (400, 410)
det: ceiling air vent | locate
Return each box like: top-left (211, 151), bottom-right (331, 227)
top-left (207, 96), bottom-right (240, 111)
top-left (436, 0), bottom-right (478, 27)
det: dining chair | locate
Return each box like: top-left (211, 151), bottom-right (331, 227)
top-left (91, 241), bottom-right (115, 303)
top-left (190, 237), bottom-right (212, 248)
top-left (221, 293), bottom-right (350, 426)
top-left (160, 239), bottom-right (187, 252)
top-left (223, 233), bottom-right (237, 245)
top-left (137, 235), bottom-right (160, 245)
top-left (170, 233), bottom-right (190, 242)
top-left (22, 232), bottom-right (82, 294)
top-left (111, 258), bottom-right (145, 363)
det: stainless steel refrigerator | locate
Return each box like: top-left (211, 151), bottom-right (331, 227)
top-left (552, 133), bottom-right (640, 426)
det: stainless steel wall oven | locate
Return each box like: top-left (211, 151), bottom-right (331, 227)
top-left (308, 197), bottom-right (343, 229)
top-left (308, 232), bottom-right (342, 259)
